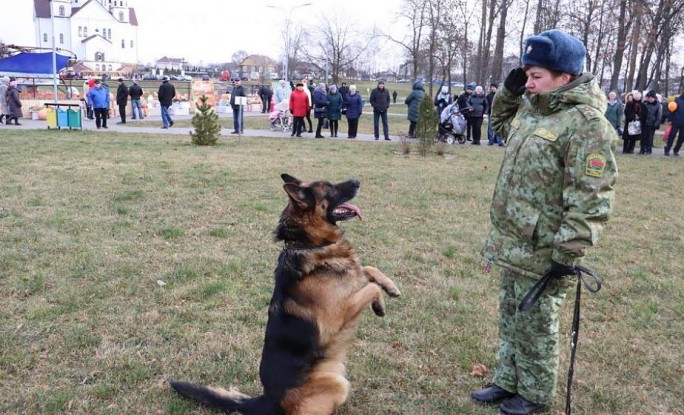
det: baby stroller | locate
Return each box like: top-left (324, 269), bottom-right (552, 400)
top-left (438, 103), bottom-right (467, 144)
top-left (269, 100), bottom-right (292, 132)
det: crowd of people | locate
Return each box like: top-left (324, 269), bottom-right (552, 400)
top-left (263, 76), bottom-right (510, 143)
top-left (611, 88), bottom-right (684, 156)
top-left (3, 70), bottom-right (683, 152)
top-left (264, 78), bottom-right (386, 140)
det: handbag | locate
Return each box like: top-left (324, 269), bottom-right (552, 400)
top-left (627, 120), bottom-right (641, 135)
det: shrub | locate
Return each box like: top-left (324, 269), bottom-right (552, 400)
top-left (415, 95), bottom-right (439, 156)
top-left (190, 95), bottom-right (221, 146)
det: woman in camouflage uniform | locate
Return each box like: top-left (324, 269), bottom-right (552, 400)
top-left (472, 29), bottom-right (618, 415)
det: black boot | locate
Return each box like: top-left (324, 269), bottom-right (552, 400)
top-left (471, 384), bottom-right (516, 405)
top-left (14, 118), bottom-right (21, 126)
top-left (0, 114), bottom-right (4, 124)
top-left (499, 395), bottom-right (548, 415)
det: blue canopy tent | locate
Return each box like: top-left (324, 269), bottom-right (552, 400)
top-left (0, 52), bottom-right (70, 76)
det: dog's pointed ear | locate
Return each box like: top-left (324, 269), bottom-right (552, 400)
top-left (283, 183), bottom-right (312, 209)
top-left (281, 174), bottom-right (301, 185)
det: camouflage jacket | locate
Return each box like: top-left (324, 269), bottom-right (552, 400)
top-left (482, 74), bottom-right (618, 278)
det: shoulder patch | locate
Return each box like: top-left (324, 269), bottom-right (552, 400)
top-left (533, 128), bottom-right (558, 141)
top-left (577, 105), bottom-right (601, 121)
top-left (585, 153), bottom-right (606, 177)
top-left (511, 117), bottom-right (521, 129)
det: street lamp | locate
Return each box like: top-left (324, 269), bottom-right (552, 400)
top-left (266, 2), bottom-right (312, 82)
top-left (50, 0), bottom-right (58, 104)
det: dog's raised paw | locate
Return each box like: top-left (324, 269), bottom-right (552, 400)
top-left (385, 287), bottom-right (401, 298)
top-left (372, 301), bottom-right (386, 316)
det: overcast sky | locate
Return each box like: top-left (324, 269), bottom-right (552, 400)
top-left (0, 0), bottom-right (405, 66)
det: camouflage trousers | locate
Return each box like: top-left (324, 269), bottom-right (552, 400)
top-left (493, 267), bottom-right (573, 404)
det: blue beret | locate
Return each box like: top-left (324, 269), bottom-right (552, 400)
top-left (522, 29), bottom-right (587, 76)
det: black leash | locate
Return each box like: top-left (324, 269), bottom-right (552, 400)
top-left (518, 265), bottom-right (602, 415)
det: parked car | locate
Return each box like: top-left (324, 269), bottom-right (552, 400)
top-left (202, 74), bottom-right (211, 81)
top-left (142, 74), bottom-right (159, 80)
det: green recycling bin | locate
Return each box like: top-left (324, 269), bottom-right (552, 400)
top-left (67, 108), bottom-right (82, 129)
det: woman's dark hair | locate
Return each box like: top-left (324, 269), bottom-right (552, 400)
top-left (523, 65), bottom-right (578, 83)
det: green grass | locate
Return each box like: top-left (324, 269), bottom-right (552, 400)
top-left (0, 129), bottom-right (682, 414)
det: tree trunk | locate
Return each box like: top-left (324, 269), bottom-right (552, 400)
top-left (610, 0), bottom-right (629, 92)
top-left (625, 8), bottom-right (641, 92)
top-left (491, 0), bottom-right (510, 82)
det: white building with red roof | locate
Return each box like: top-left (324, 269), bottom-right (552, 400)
top-left (33, 0), bottom-right (139, 73)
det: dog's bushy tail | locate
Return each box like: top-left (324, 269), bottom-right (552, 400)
top-left (169, 380), bottom-right (279, 415)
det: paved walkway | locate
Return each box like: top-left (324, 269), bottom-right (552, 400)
top-left (2, 113), bottom-right (415, 143)
top-left (5, 115), bottom-right (673, 157)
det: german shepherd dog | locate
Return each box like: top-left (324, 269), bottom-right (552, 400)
top-left (170, 174), bottom-right (401, 414)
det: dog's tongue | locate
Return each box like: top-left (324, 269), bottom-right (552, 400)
top-left (340, 203), bottom-right (362, 220)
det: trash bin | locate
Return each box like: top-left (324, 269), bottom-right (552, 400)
top-left (67, 108), bottom-right (81, 129)
top-left (46, 107), bottom-right (57, 129)
top-left (57, 108), bottom-right (69, 128)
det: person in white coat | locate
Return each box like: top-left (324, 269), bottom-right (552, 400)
top-left (0, 76), bottom-right (10, 124)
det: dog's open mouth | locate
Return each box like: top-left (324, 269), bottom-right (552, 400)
top-left (332, 203), bottom-right (362, 221)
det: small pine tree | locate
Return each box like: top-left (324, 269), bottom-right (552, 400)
top-left (415, 95), bottom-right (440, 156)
top-left (190, 95), bottom-right (221, 146)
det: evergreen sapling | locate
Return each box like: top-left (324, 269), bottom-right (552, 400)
top-left (191, 95), bottom-right (221, 145)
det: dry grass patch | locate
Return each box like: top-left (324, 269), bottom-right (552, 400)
top-left (0, 129), bottom-right (682, 414)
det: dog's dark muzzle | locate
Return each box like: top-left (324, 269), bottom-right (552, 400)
top-left (329, 179), bottom-right (361, 222)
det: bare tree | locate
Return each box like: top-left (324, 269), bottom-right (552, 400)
top-left (490, 0), bottom-right (514, 84)
top-left (384, 0), bottom-right (430, 80)
top-left (300, 13), bottom-right (371, 85)
top-left (231, 50), bottom-right (249, 67)
top-left (610, 0), bottom-right (631, 92)
top-left (638, 0), bottom-right (684, 91)
top-left (533, 0), bottom-right (562, 33)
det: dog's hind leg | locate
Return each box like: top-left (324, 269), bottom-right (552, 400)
top-left (363, 266), bottom-right (401, 297)
top-left (283, 363), bottom-right (350, 415)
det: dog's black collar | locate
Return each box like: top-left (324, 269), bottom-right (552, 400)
top-left (283, 240), bottom-right (334, 251)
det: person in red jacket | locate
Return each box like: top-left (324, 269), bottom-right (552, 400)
top-left (289, 82), bottom-right (310, 137)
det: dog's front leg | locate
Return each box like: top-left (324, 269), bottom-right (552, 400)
top-left (345, 282), bottom-right (386, 317)
top-left (363, 266), bottom-right (401, 297)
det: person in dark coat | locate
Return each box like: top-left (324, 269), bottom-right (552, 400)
top-left (128, 81), bottom-right (144, 120)
top-left (305, 80), bottom-right (315, 133)
top-left (640, 90), bottom-right (662, 155)
top-left (370, 80), bottom-right (391, 140)
top-left (392, 90), bottom-right (398, 104)
top-left (339, 82), bottom-right (350, 98)
top-left (312, 83), bottom-right (329, 138)
top-left (326, 84), bottom-right (343, 137)
top-left (259, 84), bottom-right (273, 113)
top-left (229, 79), bottom-right (247, 134)
top-left (157, 76), bottom-right (176, 129)
top-left (457, 82), bottom-right (476, 140)
top-left (622, 91), bottom-right (644, 154)
top-left (116, 78), bottom-right (129, 124)
top-left (664, 92), bottom-right (684, 156)
top-left (404, 80), bottom-right (425, 138)
top-left (467, 85), bottom-right (488, 145)
top-left (486, 84), bottom-right (504, 146)
top-left (343, 85), bottom-right (363, 138)
top-left (5, 80), bottom-right (22, 125)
